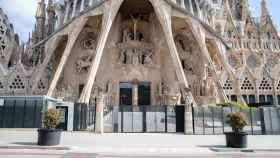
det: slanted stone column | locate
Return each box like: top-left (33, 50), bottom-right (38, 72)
top-left (95, 95), bottom-right (105, 133)
top-left (149, 0), bottom-right (196, 106)
top-left (47, 18), bottom-right (87, 97)
top-left (78, 0), bottom-right (124, 104)
top-left (64, 2), bottom-right (70, 23)
top-left (72, 0), bottom-right (78, 18)
top-left (80, 0), bottom-right (85, 12)
top-left (180, 0), bottom-right (185, 9)
top-left (188, 0), bottom-right (194, 14)
top-left (89, 0), bottom-right (94, 6)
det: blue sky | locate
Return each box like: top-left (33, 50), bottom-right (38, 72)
top-left (0, 0), bottom-right (279, 42)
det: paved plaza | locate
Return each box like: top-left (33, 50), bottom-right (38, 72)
top-left (0, 130), bottom-right (280, 157)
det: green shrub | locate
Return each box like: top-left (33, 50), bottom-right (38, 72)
top-left (216, 101), bottom-right (248, 109)
top-left (43, 108), bottom-right (60, 129)
top-left (226, 112), bottom-right (248, 133)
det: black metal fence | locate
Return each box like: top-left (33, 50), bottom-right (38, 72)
top-left (104, 105), bottom-right (178, 133)
top-left (192, 106), bottom-right (280, 135)
top-left (0, 97), bottom-right (44, 128)
top-left (73, 103), bottom-right (96, 131)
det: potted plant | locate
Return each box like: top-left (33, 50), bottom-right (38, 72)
top-left (225, 112), bottom-right (248, 148)
top-left (38, 108), bottom-right (62, 146)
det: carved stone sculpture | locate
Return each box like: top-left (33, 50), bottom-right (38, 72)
top-left (76, 55), bottom-right (93, 73)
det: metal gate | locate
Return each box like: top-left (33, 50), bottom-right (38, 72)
top-left (73, 103), bottom-right (96, 131)
top-left (0, 97), bottom-right (44, 128)
top-left (104, 105), bottom-right (185, 133)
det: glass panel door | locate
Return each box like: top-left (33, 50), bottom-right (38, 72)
top-left (119, 82), bottom-right (133, 105)
top-left (138, 82), bottom-right (151, 106)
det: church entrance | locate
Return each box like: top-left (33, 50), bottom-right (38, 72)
top-left (119, 82), bottom-right (151, 106)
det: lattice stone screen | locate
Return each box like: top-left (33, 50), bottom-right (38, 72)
top-left (223, 79), bottom-right (233, 90)
top-left (241, 77), bottom-right (254, 90)
top-left (9, 75), bottom-right (25, 90)
top-left (258, 77), bottom-right (272, 91)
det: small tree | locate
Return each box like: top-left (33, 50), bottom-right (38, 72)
top-left (43, 108), bottom-right (60, 129)
top-left (226, 112), bottom-right (248, 133)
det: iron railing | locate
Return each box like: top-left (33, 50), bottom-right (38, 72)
top-left (192, 106), bottom-right (280, 135)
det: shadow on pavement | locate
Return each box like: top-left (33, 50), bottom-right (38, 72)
top-left (12, 142), bottom-right (37, 146)
top-left (197, 145), bottom-right (226, 148)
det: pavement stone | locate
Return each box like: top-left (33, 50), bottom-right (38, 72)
top-left (0, 130), bottom-right (280, 155)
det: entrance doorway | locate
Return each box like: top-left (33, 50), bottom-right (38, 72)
top-left (175, 106), bottom-right (185, 132)
top-left (119, 82), bottom-right (133, 105)
top-left (56, 106), bottom-right (68, 131)
top-left (138, 82), bottom-right (151, 106)
top-left (119, 82), bottom-right (151, 106)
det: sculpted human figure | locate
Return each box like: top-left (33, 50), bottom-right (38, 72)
top-left (143, 49), bottom-right (153, 65)
top-left (119, 49), bottom-right (127, 64)
top-left (132, 49), bottom-right (139, 65)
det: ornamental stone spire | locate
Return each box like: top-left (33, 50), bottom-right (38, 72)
top-left (47, 0), bottom-right (56, 35)
top-left (35, 0), bottom-right (46, 42)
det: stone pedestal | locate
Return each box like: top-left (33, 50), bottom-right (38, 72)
top-left (184, 104), bottom-right (193, 134)
top-left (95, 95), bottom-right (105, 133)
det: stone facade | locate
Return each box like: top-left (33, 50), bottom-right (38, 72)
top-left (0, 0), bottom-right (279, 106)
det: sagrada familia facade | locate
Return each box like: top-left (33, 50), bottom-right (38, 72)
top-left (0, 0), bottom-right (279, 106)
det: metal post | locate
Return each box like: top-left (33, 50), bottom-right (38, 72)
top-left (221, 107), bottom-right (224, 133)
top-left (94, 104), bottom-right (97, 132)
top-left (202, 107), bottom-right (205, 135)
top-left (121, 106), bottom-right (124, 133)
top-left (260, 108), bottom-right (266, 135)
top-left (1, 100), bottom-right (5, 128)
top-left (269, 108), bottom-right (273, 134)
top-left (192, 105), bottom-right (195, 135)
top-left (165, 105), bottom-right (168, 133)
top-left (22, 100), bottom-right (26, 128)
top-left (143, 106), bottom-right (147, 132)
top-left (12, 100), bottom-right (16, 128)
top-left (132, 106), bottom-right (134, 132)
top-left (250, 108), bottom-right (254, 135)
top-left (33, 100), bottom-right (38, 128)
top-left (212, 107), bottom-right (215, 134)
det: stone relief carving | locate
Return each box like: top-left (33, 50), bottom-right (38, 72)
top-left (75, 55), bottom-right (93, 73)
top-left (143, 49), bottom-right (153, 65)
top-left (175, 35), bottom-right (196, 75)
top-left (81, 32), bottom-right (97, 50)
top-left (117, 15), bottom-right (154, 66)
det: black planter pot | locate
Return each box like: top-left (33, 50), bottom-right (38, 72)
top-left (37, 129), bottom-right (62, 146)
top-left (225, 132), bottom-right (248, 148)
